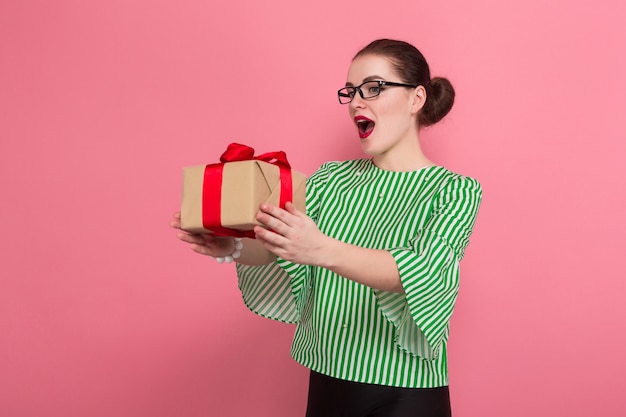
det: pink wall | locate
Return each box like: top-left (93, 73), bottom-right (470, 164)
top-left (1, 1), bottom-right (625, 416)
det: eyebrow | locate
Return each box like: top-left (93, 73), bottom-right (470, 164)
top-left (345, 75), bottom-right (386, 87)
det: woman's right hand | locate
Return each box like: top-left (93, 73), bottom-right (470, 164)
top-left (170, 211), bottom-right (235, 257)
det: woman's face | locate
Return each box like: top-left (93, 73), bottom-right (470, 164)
top-left (345, 54), bottom-right (424, 159)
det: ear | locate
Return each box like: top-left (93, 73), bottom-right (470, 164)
top-left (409, 85), bottom-right (427, 115)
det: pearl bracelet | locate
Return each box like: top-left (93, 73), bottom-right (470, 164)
top-left (212, 238), bottom-right (243, 264)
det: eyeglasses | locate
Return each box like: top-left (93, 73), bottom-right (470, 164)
top-left (337, 80), bottom-right (418, 104)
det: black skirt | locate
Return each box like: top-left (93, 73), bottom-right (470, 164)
top-left (305, 370), bottom-right (452, 417)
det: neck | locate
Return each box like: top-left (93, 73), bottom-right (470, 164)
top-left (371, 133), bottom-right (433, 172)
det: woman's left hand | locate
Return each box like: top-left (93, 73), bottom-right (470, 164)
top-left (254, 202), bottom-right (329, 266)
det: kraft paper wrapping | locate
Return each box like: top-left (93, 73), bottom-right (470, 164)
top-left (180, 160), bottom-right (306, 234)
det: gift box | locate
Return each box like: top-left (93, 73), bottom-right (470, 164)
top-left (180, 143), bottom-right (306, 236)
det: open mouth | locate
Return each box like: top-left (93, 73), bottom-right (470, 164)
top-left (354, 116), bottom-right (375, 139)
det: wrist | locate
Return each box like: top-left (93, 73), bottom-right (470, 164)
top-left (317, 237), bottom-right (342, 269)
top-left (211, 238), bottom-right (243, 264)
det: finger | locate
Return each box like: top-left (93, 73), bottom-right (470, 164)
top-left (254, 233), bottom-right (285, 257)
top-left (190, 243), bottom-right (220, 256)
top-left (177, 232), bottom-right (209, 246)
top-left (254, 225), bottom-right (288, 247)
top-left (284, 201), bottom-right (304, 217)
top-left (170, 212), bottom-right (182, 228)
top-left (256, 211), bottom-right (291, 237)
top-left (259, 204), bottom-right (296, 226)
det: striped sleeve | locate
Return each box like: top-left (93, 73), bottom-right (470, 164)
top-left (236, 261), bottom-right (299, 323)
top-left (235, 162), bottom-right (332, 322)
top-left (374, 176), bottom-right (482, 359)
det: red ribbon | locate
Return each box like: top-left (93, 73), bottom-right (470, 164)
top-left (202, 143), bottom-right (293, 238)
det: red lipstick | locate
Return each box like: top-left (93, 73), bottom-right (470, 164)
top-left (354, 115), bottom-right (375, 139)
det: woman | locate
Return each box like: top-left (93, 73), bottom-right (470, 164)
top-left (172, 39), bottom-right (482, 417)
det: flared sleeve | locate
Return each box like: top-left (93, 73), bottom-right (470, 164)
top-left (374, 175), bottom-right (482, 359)
top-left (236, 162), bottom-right (333, 323)
top-left (236, 261), bottom-right (300, 323)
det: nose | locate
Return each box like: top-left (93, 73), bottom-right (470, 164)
top-left (349, 90), bottom-right (366, 110)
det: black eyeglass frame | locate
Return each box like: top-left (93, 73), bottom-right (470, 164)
top-left (337, 80), bottom-right (418, 104)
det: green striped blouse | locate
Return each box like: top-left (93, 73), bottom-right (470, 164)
top-left (236, 158), bottom-right (482, 388)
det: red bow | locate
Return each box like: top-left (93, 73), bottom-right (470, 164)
top-left (202, 143), bottom-right (293, 238)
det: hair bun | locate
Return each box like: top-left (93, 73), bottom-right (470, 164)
top-left (419, 77), bottom-right (455, 127)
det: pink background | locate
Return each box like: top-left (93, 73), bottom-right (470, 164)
top-left (1, 1), bottom-right (625, 416)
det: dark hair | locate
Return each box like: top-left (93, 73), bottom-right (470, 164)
top-left (354, 39), bottom-right (455, 127)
